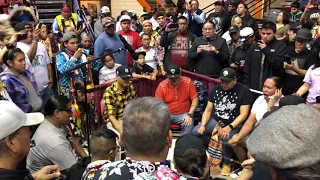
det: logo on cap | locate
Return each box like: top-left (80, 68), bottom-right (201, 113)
top-left (223, 70), bottom-right (228, 76)
top-left (297, 25), bottom-right (302, 29)
top-left (125, 68), bottom-right (129, 73)
top-left (171, 69), bottom-right (175, 74)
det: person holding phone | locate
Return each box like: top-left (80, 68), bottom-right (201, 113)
top-left (283, 28), bottom-right (315, 95)
top-left (160, 16), bottom-right (196, 71)
top-left (183, 0), bottom-right (205, 37)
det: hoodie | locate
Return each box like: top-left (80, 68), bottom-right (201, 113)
top-left (289, 10), bottom-right (303, 23)
top-left (0, 68), bottom-right (40, 113)
top-left (67, 156), bottom-right (91, 180)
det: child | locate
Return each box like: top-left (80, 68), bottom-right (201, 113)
top-left (132, 51), bottom-right (158, 80)
top-left (99, 53), bottom-right (121, 84)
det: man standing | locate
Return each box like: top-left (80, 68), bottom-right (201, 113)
top-left (160, 16), bottom-right (196, 70)
top-left (103, 66), bottom-right (136, 133)
top-left (183, 0), bottom-right (205, 37)
top-left (192, 68), bottom-right (253, 175)
top-left (91, 97), bottom-right (197, 180)
top-left (15, 22), bottom-right (53, 107)
top-left (207, 0), bottom-right (230, 36)
top-left (289, 1), bottom-right (303, 22)
top-left (94, 6), bottom-right (111, 37)
top-left (243, 21), bottom-right (287, 91)
top-left (155, 64), bottom-right (198, 135)
top-left (222, 16), bottom-right (242, 44)
top-left (118, 15), bottom-right (141, 67)
top-left (0, 100), bottom-right (60, 180)
top-left (94, 17), bottom-right (128, 66)
top-left (53, 5), bottom-right (82, 37)
top-left (224, 25), bottom-right (240, 54)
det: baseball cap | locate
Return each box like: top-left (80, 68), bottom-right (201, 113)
top-left (102, 17), bottom-right (115, 27)
top-left (100, 6), bottom-right (110, 14)
top-left (116, 66), bottom-right (132, 79)
top-left (134, 51), bottom-right (146, 61)
top-left (240, 27), bottom-right (254, 42)
top-left (228, 25), bottom-right (239, 34)
top-left (290, 22), bottom-right (302, 31)
top-left (247, 104), bottom-right (320, 169)
top-left (219, 67), bottom-right (237, 81)
top-left (119, 15), bottom-right (131, 23)
top-left (296, 28), bottom-right (312, 40)
top-left (174, 134), bottom-right (206, 158)
top-left (214, 0), bottom-right (224, 6)
top-left (61, 5), bottom-right (71, 12)
top-left (167, 64), bottom-right (181, 78)
top-left (62, 32), bottom-right (77, 42)
top-left (0, 101), bottom-right (44, 140)
top-left (14, 21), bottom-right (31, 32)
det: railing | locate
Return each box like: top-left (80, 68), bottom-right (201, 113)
top-left (156, 0), bottom-right (166, 10)
top-left (137, 0), bottom-right (151, 12)
top-left (250, 0), bottom-right (277, 17)
top-left (93, 70), bottom-right (220, 123)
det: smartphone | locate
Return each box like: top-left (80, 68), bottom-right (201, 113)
top-left (283, 55), bottom-right (292, 64)
top-left (17, 34), bottom-right (28, 41)
top-left (89, 49), bottom-right (94, 56)
top-left (77, 21), bottom-right (83, 30)
top-left (257, 40), bottom-right (263, 44)
top-left (168, 23), bottom-right (178, 29)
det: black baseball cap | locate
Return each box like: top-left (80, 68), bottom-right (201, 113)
top-left (167, 64), bottom-right (181, 78)
top-left (174, 134), bottom-right (206, 158)
top-left (219, 67), bottom-right (237, 81)
top-left (296, 28), bottom-right (312, 40)
top-left (229, 25), bottom-right (239, 34)
top-left (214, 0), bottom-right (224, 6)
top-left (116, 66), bottom-right (132, 79)
top-left (290, 22), bottom-right (302, 31)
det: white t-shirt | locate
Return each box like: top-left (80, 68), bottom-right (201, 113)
top-left (251, 95), bottom-right (280, 123)
top-left (99, 63), bottom-right (121, 84)
top-left (17, 42), bottom-right (51, 92)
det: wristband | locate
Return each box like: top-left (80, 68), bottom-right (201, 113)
top-left (269, 96), bottom-right (276, 101)
top-left (200, 124), bottom-right (205, 127)
top-left (292, 93), bottom-right (300, 97)
top-left (228, 124), bottom-right (234, 130)
top-left (32, 40), bottom-right (38, 44)
top-left (187, 113), bottom-right (194, 118)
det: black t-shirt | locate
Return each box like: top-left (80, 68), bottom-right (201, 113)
top-left (208, 83), bottom-right (254, 125)
top-left (0, 168), bottom-right (32, 180)
top-left (132, 64), bottom-right (154, 75)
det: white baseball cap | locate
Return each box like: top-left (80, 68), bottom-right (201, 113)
top-left (240, 27), bottom-right (254, 42)
top-left (0, 101), bottom-right (44, 139)
top-left (119, 15), bottom-right (131, 22)
top-left (101, 6), bottom-right (110, 14)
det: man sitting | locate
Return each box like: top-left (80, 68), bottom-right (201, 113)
top-left (103, 66), bottom-right (137, 133)
top-left (192, 67), bottom-right (253, 176)
top-left (155, 64), bottom-right (198, 135)
top-left (89, 97), bottom-right (197, 179)
top-left (67, 127), bottom-right (117, 180)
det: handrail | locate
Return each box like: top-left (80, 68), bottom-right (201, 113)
top-left (156, 0), bottom-right (166, 10)
top-left (137, 0), bottom-right (151, 12)
top-left (247, 0), bottom-right (259, 11)
top-left (206, 8), bottom-right (215, 15)
top-left (202, 2), bottom-right (215, 11)
top-left (251, 0), bottom-right (277, 17)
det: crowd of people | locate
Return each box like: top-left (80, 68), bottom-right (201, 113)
top-left (0, 0), bottom-right (320, 179)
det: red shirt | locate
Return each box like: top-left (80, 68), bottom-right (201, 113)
top-left (118, 30), bottom-right (141, 67)
top-left (170, 33), bottom-right (189, 70)
top-left (155, 76), bottom-right (198, 114)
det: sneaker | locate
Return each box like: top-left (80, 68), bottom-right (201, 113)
top-left (221, 164), bottom-right (232, 176)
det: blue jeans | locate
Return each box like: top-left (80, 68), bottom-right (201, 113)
top-left (192, 118), bottom-right (240, 164)
top-left (170, 113), bottom-right (194, 136)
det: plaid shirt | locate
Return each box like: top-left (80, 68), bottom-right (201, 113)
top-left (103, 81), bottom-right (136, 121)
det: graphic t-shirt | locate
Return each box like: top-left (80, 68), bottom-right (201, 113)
top-left (17, 42), bottom-right (51, 92)
top-left (132, 63), bottom-right (154, 75)
top-left (208, 83), bottom-right (254, 125)
top-left (170, 33), bottom-right (189, 70)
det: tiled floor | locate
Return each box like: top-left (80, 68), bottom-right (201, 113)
top-left (167, 139), bottom-right (235, 180)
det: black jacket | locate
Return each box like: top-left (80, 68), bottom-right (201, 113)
top-left (189, 35), bottom-right (229, 77)
top-left (0, 168), bottom-right (33, 180)
top-left (229, 43), bottom-right (251, 83)
top-left (243, 39), bottom-right (287, 90)
top-left (160, 29), bottom-right (196, 71)
top-left (66, 156), bottom-right (91, 180)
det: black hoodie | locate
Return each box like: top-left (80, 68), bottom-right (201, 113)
top-left (66, 156), bottom-right (91, 180)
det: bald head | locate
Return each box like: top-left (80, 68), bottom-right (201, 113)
top-left (232, 16), bottom-right (242, 28)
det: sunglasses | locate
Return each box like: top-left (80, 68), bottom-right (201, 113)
top-left (58, 108), bottom-right (73, 114)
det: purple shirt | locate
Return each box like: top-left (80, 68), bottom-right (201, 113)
top-left (303, 66), bottom-right (320, 105)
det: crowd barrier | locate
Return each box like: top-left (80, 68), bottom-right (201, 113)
top-left (92, 70), bottom-right (221, 124)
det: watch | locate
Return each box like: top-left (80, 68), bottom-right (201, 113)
top-left (228, 124), bottom-right (234, 130)
top-left (187, 113), bottom-right (194, 118)
top-left (269, 96), bottom-right (276, 101)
